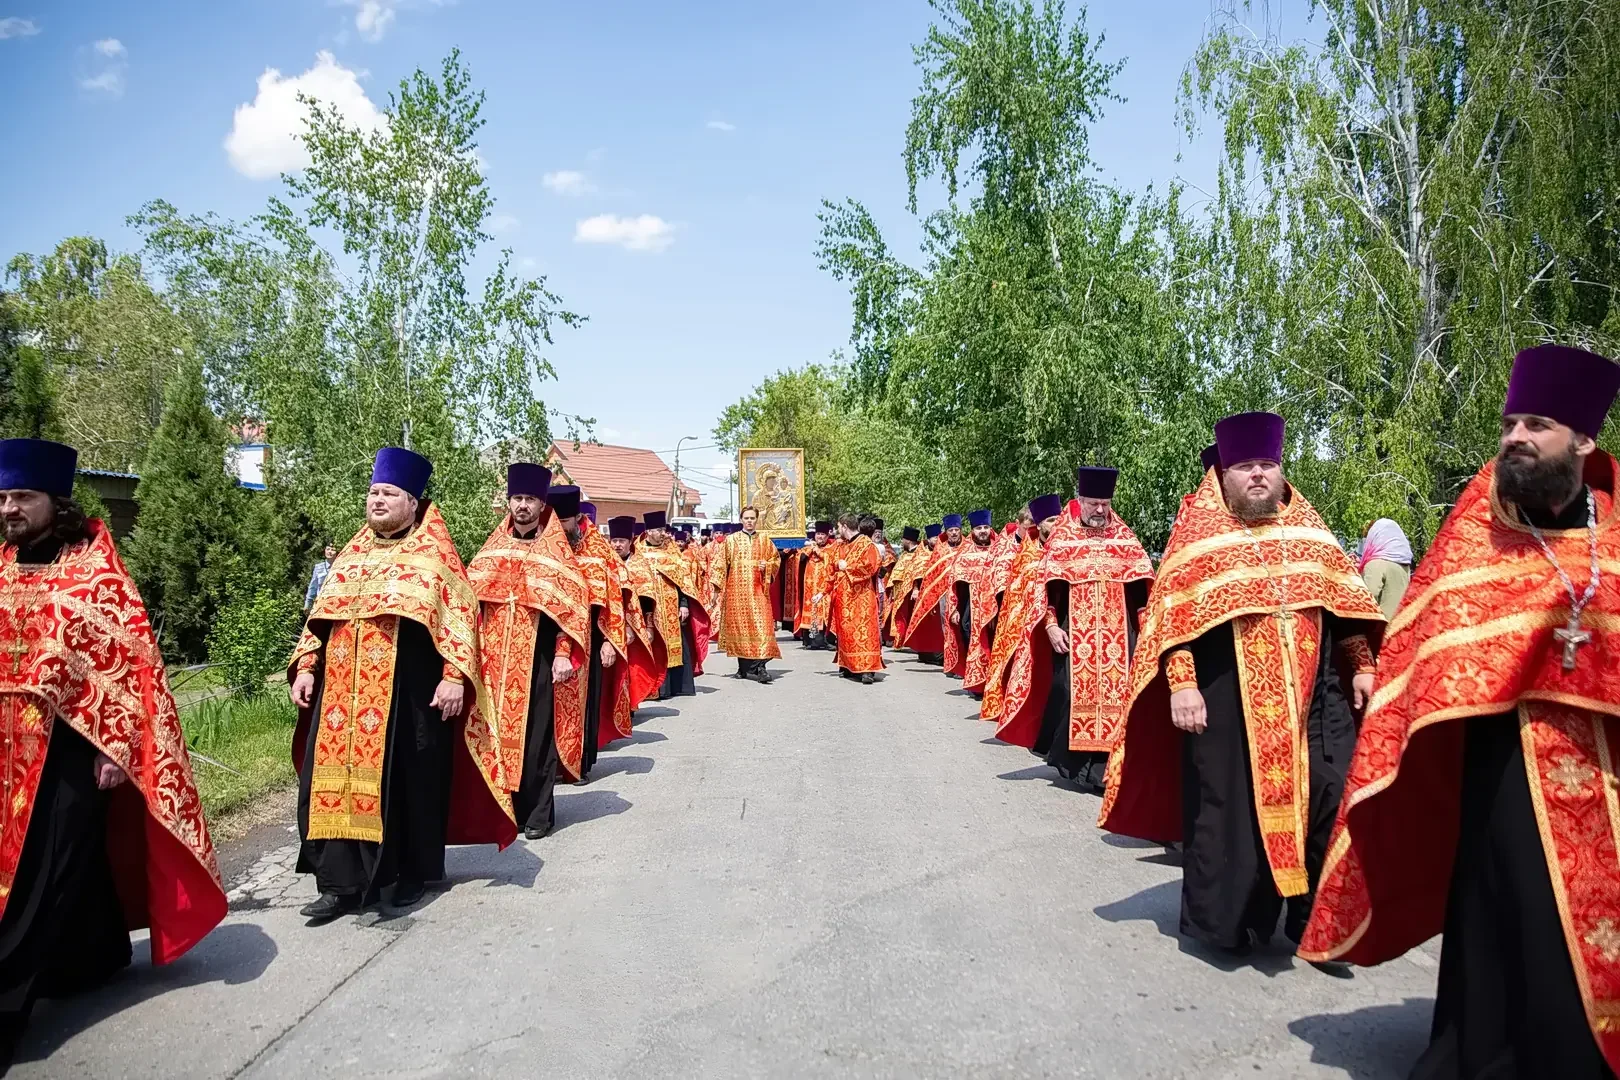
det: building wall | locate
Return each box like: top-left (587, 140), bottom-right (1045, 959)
top-left (587, 497), bottom-right (701, 523)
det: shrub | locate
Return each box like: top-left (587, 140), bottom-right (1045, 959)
top-left (208, 586), bottom-right (304, 697)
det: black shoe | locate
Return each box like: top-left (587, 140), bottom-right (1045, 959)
top-left (390, 880), bottom-right (426, 909)
top-left (859, 673), bottom-right (875, 685)
top-left (300, 892), bottom-right (359, 923)
top-left (524, 823), bottom-right (552, 840)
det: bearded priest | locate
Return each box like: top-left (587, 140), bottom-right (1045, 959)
top-left (830, 514), bottom-right (885, 683)
top-left (1101, 413), bottom-right (1385, 952)
top-left (953, 509), bottom-right (999, 693)
top-left (709, 507), bottom-right (781, 683)
top-left (0, 439), bottom-right (225, 1059)
top-left (1301, 345), bottom-right (1620, 1078)
top-left (291, 448), bottom-right (516, 921)
top-left (904, 517), bottom-right (964, 670)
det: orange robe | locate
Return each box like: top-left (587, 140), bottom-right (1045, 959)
top-left (294, 504), bottom-right (516, 848)
top-left (1300, 453), bottom-right (1620, 1072)
top-left (468, 513), bottom-right (591, 784)
top-left (1100, 472), bottom-right (1383, 897)
top-left (0, 520), bottom-right (225, 966)
top-left (991, 514), bottom-right (1153, 752)
top-left (902, 540), bottom-right (961, 660)
top-left (779, 549), bottom-right (802, 628)
top-left (954, 540), bottom-right (999, 690)
top-left (796, 544), bottom-right (832, 633)
top-left (709, 530), bottom-right (781, 661)
top-left (980, 538), bottom-right (1044, 723)
top-left (832, 534), bottom-right (884, 673)
top-left (621, 550), bottom-right (668, 680)
top-left (886, 546), bottom-right (930, 644)
top-left (576, 520), bottom-right (663, 746)
top-left (632, 541), bottom-right (712, 675)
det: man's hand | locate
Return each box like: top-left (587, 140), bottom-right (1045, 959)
top-left (1351, 672), bottom-right (1375, 711)
top-left (679, 606), bottom-right (690, 624)
top-left (291, 671), bottom-right (316, 708)
top-left (1170, 688), bottom-right (1207, 734)
top-left (949, 608), bottom-right (961, 626)
top-left (1046, 624), bottom-right (1069, 654)
top-left (599, 640), bottom-right (617, 668)
top-left (92, 752), bottom-right (128, 790)
top-left (430, 679), bottom-right (466, 719)
top-left (553, 655), bottom-right (577, 683)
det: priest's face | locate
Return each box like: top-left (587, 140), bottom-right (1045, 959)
top-left (367, 483), bottom-right (417, 535)
top-left (1038, 513), bottom-right (1062, 541)
top-left (508, 494), bottom-right (543, 532)
top-left (557, 513), bottom-right (582, 542)
top-left (1078, 498), bottom-right (1110, 528)
top-left (740, 509), bottom-right (758, 534)
top-left (971, 524), bottom-right (992, 545)
top-left (1498, 414), bottom-right (1593, 513)
top-left (1223, 459), bottom-right (1285, 520)
top-left (902, 538), bottom-right (917, 551)
top-left (323, 544), bottom-right (338, 561)
top-left (0, 489), bottom-right (53, 548)
top-left (645, 527), bottom-right (667, 547)
top-left (945, 526), bottom-right (962, 545)
top-left (611, 536), bottom-right (634, 559)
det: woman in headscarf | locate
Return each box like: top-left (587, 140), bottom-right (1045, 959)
top-left (1359, 518), bottom-right (1413, 620)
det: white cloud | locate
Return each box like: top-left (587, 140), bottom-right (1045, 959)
top-left (77, 38), bottom-right (126, 96)
top-left (706, 119), bottom-right (736, 132)
top-left (487, 213), bottom-right (520, 235)
top-left (340, 0), bottom-right (451, 42)
top-left (518, 256), bottom-right (539, 271)
top-left (0, 17), bottom-right (40, 39)
top-left (574, 214), bottom-right (676, 254)
top-left (541, 169), bottom-right (594, 197)
top-left (224, 51), bottom-right (387, 180)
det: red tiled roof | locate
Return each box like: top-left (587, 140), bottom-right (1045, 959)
top-left (545, 441), bottom-right (702, 506)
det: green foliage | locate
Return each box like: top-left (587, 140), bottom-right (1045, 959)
top-left (0, 291), bottom-right (60, 441)
top-left (209, 586), bottom-right (304, 698)
top-left (125, 359), bottom-right (283, 660)
top-left (135, 50), bottom-right (580, 561)
top-left (180, 692), bottom-right (299, 820)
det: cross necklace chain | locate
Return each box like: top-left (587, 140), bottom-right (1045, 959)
top-left (1241, 520), bottom-right (1293, 624)
top-left (1526, 487), bottom-right (1601, 672)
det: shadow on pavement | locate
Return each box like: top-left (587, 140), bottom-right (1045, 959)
top-left (555, 789), bottom-right (631, 832)
top-left (19, 921), bottom-right (279, 1065)
top-left (1287, 998), bottom-right (1432, 1079)
top-left (624, 728), bottom-right (668, 745)
top-left (1093, 881), bottom-right (1297, 977)
top-left (446, 839), bottom-right (544, 889)
top-left (634, 707), bottom-right (679, 721)
top-left (588, 755), bottom-right (654, 779)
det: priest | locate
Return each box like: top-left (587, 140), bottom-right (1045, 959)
top-left (0, 439), bottom-right (225, 1059)
top-left (1100, 413), bottom-right (1384, 951)
top-left (885, 526), bottom-right (928, 646)
top-left (292, 448), bottom-right (516, 918)
top-left (954, 509), bottom-right (999, 693)
top-left (982, 496), bottom-right (1059, 727)
top-left (903, 517), bottom-right (964, 669)
top-left (797, 521), bottom-right (834, 650)
top-left (633, 512), bottom-right (711, 698)
top-left (831, 514), bottom-right (885, 683)
top-left (1301, 345), bottom-right (1620, 1077)
top-left (709, 507), bottom-right (781, 683)
top-left (1000, 476), bottom-right (1154, 791)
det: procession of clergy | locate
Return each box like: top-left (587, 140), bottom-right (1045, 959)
top-left (1, 342), bottom-right (1617, 1077)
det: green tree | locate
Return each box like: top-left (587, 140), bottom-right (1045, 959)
top-left (136, 50), bottom-right (581, 557)
top-left (1185, 0), bottom-right (1620, 543)
top-left (125, 359), bottom-right (282, 660)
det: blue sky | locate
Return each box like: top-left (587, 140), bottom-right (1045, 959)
top-left (0, 0), bottom-right (1316, 511)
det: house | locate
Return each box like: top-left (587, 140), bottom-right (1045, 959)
top-left (77, 468), bottom-right (140, 538)
top-left (543, 441), bottom-right (702, 523)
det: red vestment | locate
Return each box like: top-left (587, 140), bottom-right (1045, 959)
top-left (902, 540), bottom-right (961, 660)
top-left (0, 521), bottom-right (225, 965)
top-left (832, 535), bottom-right (885, 673)
top-left (954, 541), bottom-right (999, 690)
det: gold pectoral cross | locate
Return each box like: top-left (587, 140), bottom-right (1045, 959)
top-left (4, 636), bottom-right (26, 676)
top-left (1554, 614), bottom-right (1593, 672)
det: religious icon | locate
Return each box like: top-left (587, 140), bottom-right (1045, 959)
top-left (738, 448), bottom-right (805, 540)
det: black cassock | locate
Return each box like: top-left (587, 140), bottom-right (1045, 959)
top-left (1034, 579), bottom-right (1150, 789)
top-left (0, 723), bottom-right (131, 1063)
top-left (1176, 610), bottom-right (1365, 949)
top-left (1411, 494), bottom-right (1613, 1080)
top-left (581, 615), bottom-right (606, 778)
top-left (658, 592), bottom-right (697, 699)
top-left (297, 617), bottom-right (454, 902)
top-left (512, 615), bottom-right (563, 834)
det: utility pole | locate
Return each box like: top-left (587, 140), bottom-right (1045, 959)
top-left (674, 435), bottom-right (700, 516)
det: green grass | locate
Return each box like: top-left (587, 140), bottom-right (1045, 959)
top-left (179, 692), bottom-right (298, 820)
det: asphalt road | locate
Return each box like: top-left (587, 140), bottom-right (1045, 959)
top-left (16, 636), bottom-right (1439, 1079)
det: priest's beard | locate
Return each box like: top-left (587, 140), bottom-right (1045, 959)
top-left (1497, 441), bottom-right (1582, 513)
top-left (1223, 476), bottom-right (1283, 521)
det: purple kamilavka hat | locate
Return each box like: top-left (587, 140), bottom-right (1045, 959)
top-left (0, 439), bottom-right (77, 497)
top-left (967, 509), bottom-right (992, 528)
top-left (1504, 344), bottom-right (1620, 437)
top-left (1076, 467), bottom-right (1118, 500)
top-left (607, 516), bottom-right (635, 540)
top-left (1214, 412), bottom-right (1285, 467)
top-left (373, 447), bottom-right (432, 499)
top-left (506, 462), bottom-right (551, 499)
top-left (1028, 493), bottom-right (1064, 521)
top-left (1201, 443), bottom-right (1221, 472)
